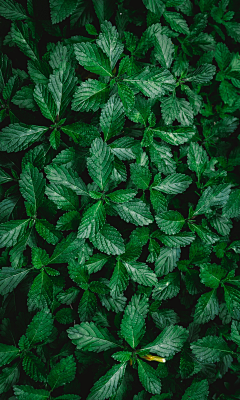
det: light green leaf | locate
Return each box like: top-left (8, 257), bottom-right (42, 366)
top-left (117, 82), bottom-right (135, 109)
top-left (189, 224), bottom-right (219, 245)
top-left (0, 344), bottom-right (19, 367)
top-left (90, 223), bottom-right (125, 255)
top-left (140, 325), bottom-right (188, 359)
top-left (154, 231), bottom-right (195, 247)
top-left (190, 335), bottom-right (233, 363)
top-left (193, 184), bottom-right (231, 216)
top-left (152, 173), bottom-right (192, 194)
top-left (151, 125), bottom-right (196, 146)
top-left (100, 94), bottom-right (125, 141)
top-left (184, 64), bottom-right (216, 84)
top-left (154, 32), bottom-right (174, 69)
top-left (19, 164), bottom-right (45, 213)
top-left (194, 290), bottom-right (219, 324)
top-left (107, 189), bottom-right (137, 203)
top-left (123, 260), bottom-right (158, 286)
top-left (137, 359), bottom-right (161, 395)
top-left (200, 264), bottom-right (226, 289)
top-left (110, 137), bottom-right (136, 160)
top-left (72, 79), bottom-right (109, 112)
top-left (48, 355), bottom-right (76, 390)
top-left (85, 253), bottom-right (109, 274)
top-left (187, 142), bottom-right (209, 180)
top-left (0, 123), bottom-right (48, 153)
top-left (155, 247), bottom-right (181, 277)
top-left (45, 164), bottom-right (88, 196)
top-left (78, 201), bottom-right (106, 239)
top-left (49, 0), bottom-right (78, 24)
top-left (11, 85), bottom-right (38, 111)
top-left (67, 321), bottom-right (120, 352)
top-left (87, 362), bottom-right (127, 400)
top-left (96, 21), bottom-right (124, 69)
top-left (87, 138), bottom-right (114, 191)
top-left (26, 308), bottom-right (53, 345)
top-left (161, 95), bottom-right (194, 126)
top-left (11, 21), bottom-right (38, 61)
top-left (155, 211), bottom-right (185, 235)
top-left (111, 351), bottom-right (132, 363)
top-left (152, 271), bottom-right (180, 301)
top-left (109, 259), bottom-right (129, 297)
top-left (0, 219), bottom-right (30, 248)
top-left (32, 247), bottom-right (50, 269)
top-left (121, 304), bottom-right (145, 348)
top-left (74, 42), bottom-right (113, 77)
top-left (164, 11), bottom-right (189, 34)
top-left (45, 183), bottom-right (79, 211)
top-left (112, 200), bottom-right (154, 226)
top-left (222, 189), bottom-right (240, 218)
top-left (33, 84), bottom-right (57, 122)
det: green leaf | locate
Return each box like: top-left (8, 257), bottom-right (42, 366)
top-left (46, 183), bottom-right (79, 211)
top-left (48, 64), bottom-right (77, 117)
top-left (222, 189), bottom-right (240, 218)
top-left (231, 320), bottom-right (240, 347)
top-left (0, 344), bottom-right (19, 367)
top-left (92, 0), bottom-right (114, 24)
top-left (189, 224), bottom-right (219, 245)
top-left (121, 304), bottom-right (145, 348)
top-left (87, 362), bottom-right (127, 400)
top-left (152, 271), bottom-right (180, 300)
top-left (124, 67), bottom-right (175, 98)
top-left (0, 123), bottom-right (48, 152)
top-left (155, 247), bottom-right (181, 277)
top-left (200, 264), bottom-right (226, 289)
top-left (161, 94), bottom-right (194, 126)
top-left (72, 79), bottom-right (109, 112)
top-left (32, 247), bottom-right (50, 269)
top-left (142, 0), bottom-right (166, 17)
top-left (45, 164), bottom-right (88, 196)
top-left (90, 223), bottom-right (125, 255)
top-left (137, 359), bottom-right (161, 395)
top-left (0, 0), bottom-right (28, 20)
top-left (193, 184), bottom-right (231, 216)
top-left (0, 219), bottom-right (30, 248)
top-left (27, 269), bottom-right (53, 311)
top-left (215, 42), bottom-right (231, 70)
top-left (11, 21), bottom-right (38, 61)
top-left (107, 189), bottom-right (137, 203)
top-left (112, 200), bottom-right (154, 226)
top-left (225, 22), bottom-right (240, 43)
top-left (26, 308), bottom-right (53, 345)
top-left (219, 80), bottom-right (238, 106)
top-left (109, 259), bottom-right (129, 297)
top-left (61, 121), bottom-right (100, 146)
top-left (22, 351), bottom-right (46, 382)
top-left (190, 335), bottom-right (233, 363)
top-left (153, 231), bottom-right (195, 247)
top-left (152, 173), bottom-right (192, 194)
top-left (117, 82), bottom-right (135, 110)
top-left (11, 85), bottom-right (38, 111)
top-left (85, 253), bottom-right (109, 274)
top-left (48, 355), bottom-right (76, 390)
top-left (100, 94), bottom-right (125, 141)
top-left (74, 42), bottom-right (113, 77)
top-left (164, 11), bottom-right (189, 35)
top-left (151, 125), bottom-right (196, 146)
top-left (110, 137), bottom-right (136, 160)
top-left (78, 290), bottom-right (97, 322)
top-left (182, 379), bottom-right (209, 400)
top-left (130, 164), bottom-right (152, 190)
top-left (154, 32), bottom-right (174, 69)
top-left (19, 164), bottom-right (45, 213)
top-left (111, 351), bottom-right (132, 363)
top-left (67, 321), bottom-right (120, 352)
top-left (123, 260), bottom-right (158, 286)
top-left (33, 84), bottom-right (57, 122)
top-left (0, 267), bottom-right (30, 295)
top-left (78, 201), bottom-right (106, 239)
top-left (140, 325), bottom-right (188, 359)
top-left (96, 21), bottom-right (124, 69)
top-left (13, 385), bottom-right (49, 400)
top-left (0, 364), bottom-right (20, 394)
top-left (194, 290), bottom-right (219, 324)
top-left (187, 142), bottom-right (208, 180)
top-left (87, 138), bottom-right (114, 191)
top-left (0, 167), bottom-right (13, 184)
top-left (184, 64), bottom-right (216, 84)
top-left (156, 211), bottom-right (185, 235)
top-left (49, 0), bottom-right (78, 24)
top-left (223, 284), bottom-right (240, 319)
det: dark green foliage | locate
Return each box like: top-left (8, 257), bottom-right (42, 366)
top-left (0, 0), bottom-right (240, 399)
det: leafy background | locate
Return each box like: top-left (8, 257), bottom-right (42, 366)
top-left (0, 0), bottom-right (240, 399)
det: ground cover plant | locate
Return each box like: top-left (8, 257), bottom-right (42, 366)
top-left (0, 0), bottom-right (240, 399)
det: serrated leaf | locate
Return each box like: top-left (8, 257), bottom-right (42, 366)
top-left (0, 219), bottom-right (30, 248)
top-left (0, 363), bottom-right (20, 394)
top-left (78, 290), bottom-right (97, 322)
top-left (19, 164), bottom-right (45, 213)
top-left (130, 164), bottom-right (152, 190)
top-left (189, 224), bottom-right (219, 245)
top-left (190, 335), bottom-right (233, 363)
top-left (87, 138), bottom-right (114, 191)
top-left (154, 33), bottom-right (174, 69)
top-left (87, 362), bottom-right (127, 400)
top-left (161, 95), bottom-right (194, 126)
top-left (78, 201), bottom-right (106, 239)
top-left (155, 232), bottom-right (195, 248)
top-left (49, 0), bottom-right (78, 24)
top-left (90, 223), bottom-right (125, 255)
top-left (11, 21), bottom-right (38, 61)
top-left (153, 173), bottom-right (192, 194)
top-left (123, 260), bottom-right (158, 286)
top-left (194, 289), bottom-right (219, 324)
top-left (0, 267), bottom-right (30, 295)
top-left (222, 189), bottom-right (240, 218)
top-left (182, 379), bottom-right (209, 400)
top-left (151, 126), bottom-right (196, 146)
top-left (200, 264), bottom-right (226, 289)
top-left (48, 355), bottom-right (76, 390)
top-left (193, 184), bottom-right (231, 216)
top-left (107, 189), bottom-right (137, 203)
top-left (0, 0), bottom-right (28, 20)
top-left (121, 304), bottom-right (145, 348)
top-left (112, 199), bottom-right (154, 226)
top-left (111, 351), bottom-right (132, 363)
top-left (184, 64), bottom-right (216, 84)
top-left (187, 142), bottom-right (209, 180)
top-left (33, 84), bottom-right (57, 122)
top-left (72, 79), bottom-right (109, 112)
top-left (27, 269), bottom-right (53, 312)
top-left (26, 308), bottom-right (53, 345)
top-left (96, 21), bottom-right (124, 69)
top-left (109, 259), bottom-right (129, 297)
top-left (137, 359), bottom-right (161, 395)
top-left (45, 183), bottom-right (79, 211)
top-left (164, 11), bottom-right (189, 34)
top-left (142, 0), bottom-right (166, 17)
top-left (155, 247), bottom-right (181, 277)
top-left (0, 123), bottom-right (48, 153)
top-left (45, 164), bottom-right (88, 196)
top-left (100, 94), bottom-right (125, 141)
top-left (223, 284), bottom-right (240, 319)
top-left (13, 385), bottom-right (49, 400)
top-left (74, 42), bottom-right (113, 77)
top-left (67, 321), bottom-right (120, 352)
top-left (156, 211), bottom-right (185, 235)
top-left (141, 325), bottom-right (188, 359)
top-left (152, 271), bottom-right (180, 301)
top-left (215, 42), bottom-right (231, 70)
top-left (22, 351), bottom-right (46, 382)
top-left (0, 344), bottom-right (19, 367)
top-left (85, 253), bottom-right (109, 274)
top-left (61, 121), bottom-right (100, 146)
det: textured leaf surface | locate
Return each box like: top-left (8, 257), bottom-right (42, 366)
top-left (120, 304), bottom-right (145, 348)
top-left (137, 359), bottom-right (161, 395)
top-left (0, 124), bottom-right (48, 152)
